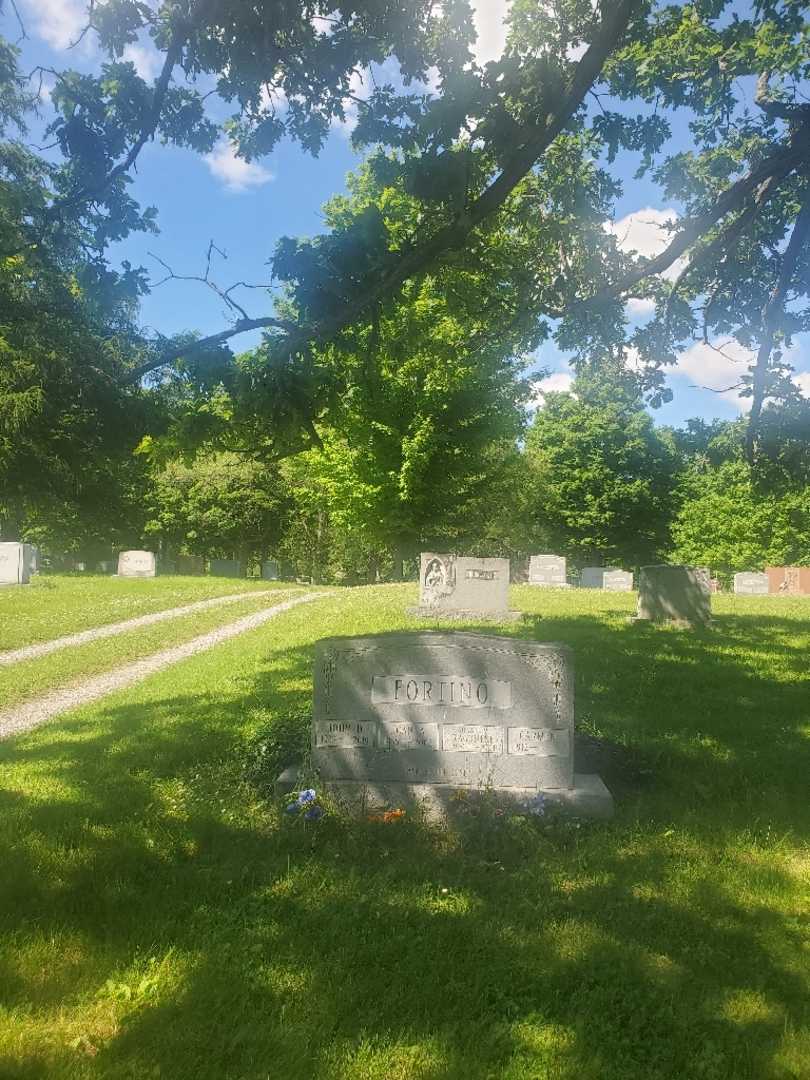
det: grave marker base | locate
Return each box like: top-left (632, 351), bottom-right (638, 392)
top-left (276, 767), bottom-right (613, 821)
top-left (406, 606), bottom-right (523, 622)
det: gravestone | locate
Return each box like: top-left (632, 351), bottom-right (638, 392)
top-left (117, 550), bottom-right (157, 578)
top-left (209, 558), bottom-right (244, 578)
top-left (177, 554), bottom-right (205, 576)
top-left (603, 568), bottom-right (634, 591)
top-left (528, 554), bottom-right (569, 588)
top-left (277, 632), bottom-right (613, 820)
top-left (636, 565), bottom-right (711, 626)
top-left (262, 560), bottom-right (280, 580)
top-left (28, 546), bottom-right (40, 574)
top-left (408, 553), bottom-right (519, 620)
top-left (0, 542), bottom-right (33, 585)
top-left (581, 567), bottom-right (634, 590)
top-left (733, 571), bottom-right (769, 596)
top-left (766, 566), bottom-right (810, 595)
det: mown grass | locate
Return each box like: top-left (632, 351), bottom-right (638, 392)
top-left (0, 588), bottom-right (303, 709)
top-left (0, 574), bottom-right (287, 651)
top-left (0, 584), bottom-right (808, 1079)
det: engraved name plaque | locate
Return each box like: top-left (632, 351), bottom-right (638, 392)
top-left (371, 675), bottom-right (512, 709)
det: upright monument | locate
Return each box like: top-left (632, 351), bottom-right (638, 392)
top-left (409, 553), bottom-right (518, 620)
top-left (0, 542), bottom-right (35, 586)
top-left (636, 565), bottom-right (711, 626)
top-left (117, 550), bottom-right (157, 578)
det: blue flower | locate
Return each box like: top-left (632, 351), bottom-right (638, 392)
top-left (304, 805), bottom-right (324, 822)
top-left (297, 788), bottom-right (317, 805)
top-left (526, 793), bottom-right (546, 817)
top-left (284, 802), bottom-right (300, 815)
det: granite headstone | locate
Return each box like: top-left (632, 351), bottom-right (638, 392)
top-left (733, 571), bottom-right (769, 595)
top-left (580, 567), bottom-right (634, 590)
top-left (117, 550), bottom-right (156, 578)
top-left (766, 566), bottom-right (810, 595)
top-left (636, 565), bottom-right (711, 625)
top-left (409, 553), bottom-right (518, 620)
top-left (528, 554), bottom-right (569, 588)
top-left (277, 631), bottom-right (612, 819)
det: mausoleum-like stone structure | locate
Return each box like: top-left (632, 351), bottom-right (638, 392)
top-left (408, 553), bottom-right (519, 620)
top-left (636, 565), bottom-right (711, 626)
top-left (117, 550), bottom-right (156, 578)
top-left (0, 542), bottom-right (35, 586)
top-left (277, 631), bottom-right (613, 820)
top-left (528, 554), bottom-right (569, 588)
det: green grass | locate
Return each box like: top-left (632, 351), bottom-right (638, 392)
top-left (0, 588), bottom-right (303, 709)
top-left (0, 574), bottom-right (288, 651)
top-left (0, 584), bottom-right (808, 1079)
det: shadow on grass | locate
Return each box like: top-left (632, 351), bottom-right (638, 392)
top-left (0, 607), bottom-right (808, 1078)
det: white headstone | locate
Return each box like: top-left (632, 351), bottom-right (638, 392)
top-left (0, 542), bottom-right (31, 585)
top-left (733, 571), bottom-right (769, 596)
top-left (412, 553), bottom-right (514, 618)
top-left (117, 550), bottom-right (157, 578)
top-left (528, 554), bottom-right (569, 588)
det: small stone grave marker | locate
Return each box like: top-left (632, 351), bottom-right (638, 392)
top-left (636, 565), bottom-right (711, 626)
top-left (117, 550), bottom-right (156, 578)
top-left (581, 567), bottom-right (634, 590)
top-left (408, 553), bottom-right (519, 620)
top-left (209, 558), bottom-right (244, 578)
top-left (733, 571), bottom-right (769, 596)
top-left (277, 631), bottom-right (613, 820)
top-left (528, 554), bottom-right (569, 588)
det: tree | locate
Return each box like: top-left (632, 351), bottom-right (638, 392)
top-left (671, 458), bottom-right (810, 575)
top-left (143, 453), bottom-right (291, 566)
top-left (524, 379), bottom-right (678, 567)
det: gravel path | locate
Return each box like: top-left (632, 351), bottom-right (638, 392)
top-left (0, 591), bottom-right (328, 741)
top-left (0, 588), bottom-right (282, 667)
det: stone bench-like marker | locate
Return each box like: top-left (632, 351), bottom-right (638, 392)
top-left (766, 566), bottom-right (810, 595)
top-left (0, 542), bottom-right (35, 586)
top-left (117, 550), bottom-right (156, 578)
top-left (528, 554), bottom-right (570, 588)
top-left (581, 567), bottom-right (634, 590)
top-left (733, 572), bottom-right (768, 595)
top-left (635, 565), bottom-right (711, 626)
top-left (408, 553), bottom-right (520, 621)
top-left (276, 631), bottom-right (613, 821)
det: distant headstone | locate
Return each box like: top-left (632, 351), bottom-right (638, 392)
top-left (0, 542), bottom-right (33, 585)
top-left (98, 561), bottom-right (113, 574)
top-left (28, 546), bottom-right (40, 574)
top-left (733, 571), bottom-right (769, 596)
top-left (528, 554), bottom-right (569, 588)
top-left (636, 565), bottom-right (711, 626)
top-left (766, 566), bottom-right (810, 595)
top-left (709, 578), bottom-right (722, 594)
top-left (209, 558), bottom-right (244, 578)
top-left (262, 560), bottom-right (280, 580)
top-left (177, 554), bottom-right (205, 576)
top-left (117, 550), bottom-right (157, 578)
top-left (408, 553), bottom-right (518, 620)
top-left (277, 632), bottom-right (613, 820)
top-left (580, 567), bottom-right (634, 590)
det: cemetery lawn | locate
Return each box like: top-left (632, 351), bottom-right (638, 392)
top-left (1, 584), bottom-right (808, 1080)
top-left (0, 574), bottom-right (284, 651)
top-left (0, 589), bottom-right (305, 710)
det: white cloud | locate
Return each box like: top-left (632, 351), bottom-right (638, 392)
top-left (472, 0), bottom-right (510, 66)
top-left (673, 339), bottom-right (754, 411)
top-left (531, 371), bottom-right (574, 407)
top-left (123, 42), bottom-right (163, 81)
top-left (626, 297), bottom-right (656, 317)
top-left (22, 0), bottom-right (87, 50)
top-left (204, 139), bottom-right (274, 193)
top-left (606, 206), bottom-right (687, 283)
top-left (793, 371), bottom-right (810, 398)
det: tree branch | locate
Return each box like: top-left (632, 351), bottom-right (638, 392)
top-left (745, 187), bottom-right (810, 462)
top-left (125, 0), bottom-right (640, 384)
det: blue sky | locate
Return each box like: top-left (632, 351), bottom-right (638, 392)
top-left (8, 0), bottom-right (810, 429)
